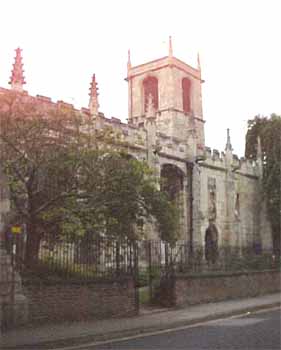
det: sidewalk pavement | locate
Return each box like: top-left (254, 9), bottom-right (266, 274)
top-left (1, 293), bottom-right (280, 349)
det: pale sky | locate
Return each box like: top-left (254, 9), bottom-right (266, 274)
top-left (0, 0), bottom-right (280, 156)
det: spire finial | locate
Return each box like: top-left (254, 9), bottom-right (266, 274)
top-left (257, 135), bottom-right (262, 159)
top-left (146, 93), bottom-right (155, 119)
top-left (127, 49), bottom-right (131, 70)
top-left (89, 74), bottom-right (99, 116)
top-left (197, 52), bottom-right (201, 70)
top-left (169, 36), bottom-right (173, 57)
top-left (257, 135), bottom-right (263, 178)
top-left (9, 47), bottom-right (26, 92)
top-left (225, 128), bottom-right (233, 151)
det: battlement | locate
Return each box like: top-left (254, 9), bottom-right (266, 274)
top-left (203, 146), bottom-right (260, 176)
top-left (36, 95), bottom-right (52, 103)
top-left (97, 114), bottom-right (147, 149)
top-left (204, 147), bottom-right (224, 163)
top-left (239, 157), bottom-right (259, 175)
top-left (57, 100), bottom-right (75, 110)
top-left (0, 86), bottom-right (150, 153)
top-left (0, 88), bottom-right (262, 179)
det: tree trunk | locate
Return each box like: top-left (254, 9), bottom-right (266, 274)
top-left (273, 233), bottom-right (280, 257)
top-left (25, 223), bottom-right (42, 268)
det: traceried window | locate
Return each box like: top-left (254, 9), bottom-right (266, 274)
top-left (143, 76), bottom-right (158, 112)
top-left (182, 78), bottom-right (191, 113)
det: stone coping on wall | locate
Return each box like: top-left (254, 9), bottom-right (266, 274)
top-left (22, 275), bottom-right (134, 286)
top-left (174, 268), bottom-right (281, 279)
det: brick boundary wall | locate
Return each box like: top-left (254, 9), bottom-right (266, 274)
top-left (157, 270), bottom-right (281, 307)
top-left (22, 277), bottom-right (137, 324)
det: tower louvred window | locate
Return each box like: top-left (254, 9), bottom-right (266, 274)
top-left (143, 76), bottom-right (158, 112)
top-left (182, 78), bottom-right (191, 113)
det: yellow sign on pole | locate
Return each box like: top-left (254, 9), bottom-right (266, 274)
top-left (11, 225), bottom-right (22, 234)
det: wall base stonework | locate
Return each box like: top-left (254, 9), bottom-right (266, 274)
top-left (23, 277), bottom-right (137, 325)
top-left (0, 247), bottom-right (28, 330)
top-left (157, 270), bottom-right (281, 307)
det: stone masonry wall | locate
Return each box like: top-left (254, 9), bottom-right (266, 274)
top-left (23, 277), bottom-right (137, 325)
top-left (198, 147), bottom-right (272, 252)
top-left (158, 270), bottom-right (280, 307)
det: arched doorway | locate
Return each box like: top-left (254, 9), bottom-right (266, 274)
top-left (160, 164), bottom-right (185, 238)
top-left (205, 223), bottom-right (219, 265)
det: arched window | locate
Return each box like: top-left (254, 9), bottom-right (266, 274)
top-left (161, 164), bottom-right (184, 201)
top-left (182, 78), bottom-right (191, 113)
top-left (143, 76), bottom-right (158, 112)
top-left (161, 164), bottom-right (185, 238)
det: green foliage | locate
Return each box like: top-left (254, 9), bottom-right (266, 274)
top-left (0, 93), bottom-right (86, 266)
top-left (245, 114), bottom-right (281, 254)
top-left (0, 92), bottom-right (179, 266)
top-left (21, 259), bottom-right (100, 282)
top-left (53, 151), bottom-right (179, 243)
top-left (142, 184), bottom-right (180, 244)
top-left (138, 287), bottom-right (150, 305)
top-left (137, 265), bottom-right (161, 287)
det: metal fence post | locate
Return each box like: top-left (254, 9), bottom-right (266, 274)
top-left (148, 240), bottom-right (153, 302)
top-left (133, 241), bottom-right (139, 312)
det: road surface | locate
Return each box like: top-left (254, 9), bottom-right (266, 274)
top-left (88, 308), bottom-right (280, 350)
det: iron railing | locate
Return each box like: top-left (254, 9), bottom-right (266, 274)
top-left (4, 232), bottom-right (279, 281)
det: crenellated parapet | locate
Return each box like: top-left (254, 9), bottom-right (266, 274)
top-left (238, 157), bottom-right (260, 178)
top-left (98, 115), bottom-right (147, 151)
top-left (0, 86), bottom-right (148, 159)
top-left (203, 147), bottom-right (226, 169)
top-left (202, 146), bottom-right (260, 178)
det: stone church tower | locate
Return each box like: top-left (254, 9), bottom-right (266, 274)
top-left (125, 38), bottom-right (272, 252)
top-left (126, 37), bottom-right (205, 160)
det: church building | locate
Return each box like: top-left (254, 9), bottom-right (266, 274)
top-left (0, 40), bottom-right (273, 256)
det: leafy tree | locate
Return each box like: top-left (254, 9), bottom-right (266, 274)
top-left (0, 92), bottom-right (85, 266)
top-left (74, 151), bottom-right (180, 243)
top-left (0, 91), bottom-right (179, 267)
top-left (245, 114), bottom-right (281, 255)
